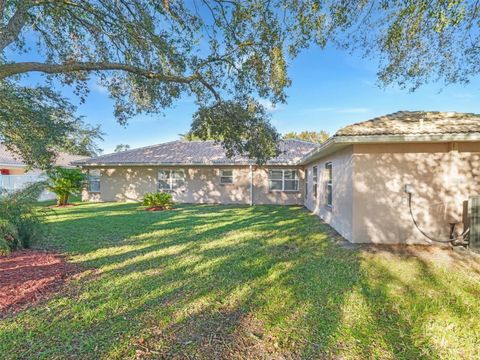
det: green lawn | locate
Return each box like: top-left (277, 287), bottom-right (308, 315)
top-left (1, 203), bottom-right (480, 359)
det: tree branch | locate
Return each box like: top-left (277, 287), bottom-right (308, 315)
top-left (196, 75), bottom-right (221, 102)
top-left (0, 2), bottom-right (32, 52)
top-left (0, 0), bottom-right (6, 21)
top-left (0, 61), bottom-right (195, 81)
top-left (0, 60), bottom-right (222, 100)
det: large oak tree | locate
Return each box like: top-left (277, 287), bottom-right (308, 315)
top-left (1, 0), bottom-right (478, 165)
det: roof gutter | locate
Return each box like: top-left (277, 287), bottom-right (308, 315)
top-left (299, 132), bottom-right (480, 165)
top-left (73, 132), bottom-right (480, 168)
top-left (73, 161), bottom-right (303, 167)
top-left (0, 163), bottom-right (26, 168)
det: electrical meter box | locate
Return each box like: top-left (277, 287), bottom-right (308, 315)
top-left (469, 196), bottom-right (480, 250)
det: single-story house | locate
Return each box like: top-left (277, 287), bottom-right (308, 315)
top-left (0, 144), bottom-right (87, 199)
top-left (0, 144), bottom-right (86, 175)
top-left (75, 111), bottom-right (480, 244)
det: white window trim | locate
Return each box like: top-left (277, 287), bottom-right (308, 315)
top-left (220, 169), bottom-right (234, 184)
top-left (312, 166), bottom-right (318, 199)
top-left (88, 176), bottom-right (101, 193)
top-left (305, 169), bottom-right (308, 197)
top-left (268, 169), bottom-right (299, 192)
top-left (325, 162), bottom-right (333, 207)
top-left (158, 169), bottom-right (185, 191)
top-left (88, 170), bottom-right (101, 193)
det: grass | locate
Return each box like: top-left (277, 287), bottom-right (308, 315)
top-left (1, 202), bottom-right (480, 359)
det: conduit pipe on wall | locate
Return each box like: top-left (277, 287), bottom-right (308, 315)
top-left (405, 184), bottom-right (470, 245)
top-left (250, 165), bottom-right (253, 206)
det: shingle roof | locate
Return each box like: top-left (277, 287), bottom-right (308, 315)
top-left (335, 111), bottom-right (480, 137)
top-left (0, 145), bottom-right (24, 167)
top-left (75, 139), bottom-right (318, 166)
top-left (0, 144), bottom-right (87, 168)
top-left (54, 152), bottom-right (89, 168)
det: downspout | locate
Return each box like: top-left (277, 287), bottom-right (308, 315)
top-left (250, 165), bottom-right (254, 206)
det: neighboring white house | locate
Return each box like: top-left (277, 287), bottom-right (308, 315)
top-left (0, 144), bottom-right (87, 200)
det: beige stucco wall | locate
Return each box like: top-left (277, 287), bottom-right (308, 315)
top-left (252, 167), bottom-right (304, 205)
top-left (82, 167), bottom-right (157, 202)
top-left (351, 142), bottom-right (480, 244)
top-left (82, 165), bottom-right (304, 205)
top-left (175, 167), bottom-right (251, 204)
top-left (304, 146), bottom-right (354, 241)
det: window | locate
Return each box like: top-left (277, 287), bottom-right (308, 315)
top-left (325, 162), bottom-right (332, 206)
top-left (312, 166), bottom-right (318, 198)
top-left (268, 169), bottom-right (299, 191)
top-left (158, 169), bottom-right (185, 191)
top-left (220, 170), bottom-right (233, 184)
top-left (88, 169), bottom-right (101, 193)
top-left (305, 169), bottom-right (308, 197)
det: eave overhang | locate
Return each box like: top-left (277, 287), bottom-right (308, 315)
top-left (298, 132), bottom-right (480, 165)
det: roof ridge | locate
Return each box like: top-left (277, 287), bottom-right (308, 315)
top-left (334, 110), bottom-right (480, 137)
top-left (74, 138), bottom-right (318, 166)
top-left (281, 138), bottom-right (321, 145)
top-left (179, 139), bottom-right (215, 142)
top-left (90, 140), bottom-right (181, 160)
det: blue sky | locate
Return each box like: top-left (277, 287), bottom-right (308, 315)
top-left (14, 44), bottom-right (480, 154)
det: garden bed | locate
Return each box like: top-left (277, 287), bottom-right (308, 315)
top-left (0, 250), bottom-right (81, 317)
top-left (144, 206), bottom-right (172, 211)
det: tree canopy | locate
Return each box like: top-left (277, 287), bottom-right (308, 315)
top-left (283, 130), bottom-right (329, 144)
top-left (344, 0), bottom-right (480, 90)
top-left (179, 132), bottom-right (206, 142)
top-left (191, 99), bottom-right (280, 164)
top-left (114, 144), bottom-right (131, 153)
top-left (0, 81), bottom-right (102, 168)
top-left (1, 0), bottom-right (478, 163)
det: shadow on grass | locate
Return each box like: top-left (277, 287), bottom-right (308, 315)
top-left (3, 203), bottom-right (476, 358)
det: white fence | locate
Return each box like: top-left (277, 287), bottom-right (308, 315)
top-left (0, 174), bottom-right (56, 201)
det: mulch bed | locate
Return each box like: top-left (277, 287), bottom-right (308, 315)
top-left (0, 250), bottom-right (82, 317)
top-left (145, 206), bottom-right (172, 211)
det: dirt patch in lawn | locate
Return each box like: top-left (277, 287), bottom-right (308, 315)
top-left (0, 250), bottom-right (82, 317)
top-left (48, 204), bottom-right (77, 208)
top-left (361, 244), bottom-right (480, 272)
top-left (133, 309), bottom-right (299, 359)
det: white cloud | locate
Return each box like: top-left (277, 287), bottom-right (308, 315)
top-left (258, 99), bottom-right (283, 113)
top-left (307, 107), bottom-right (336, 113)
top-left (362, 79), bottom-right (375, 86)
top-left (336, 107), bottom-right (370, 114)
top-left (304, 107), bottom-right (370, 114)
top-left (452, 92), bottom-right (474, 100)
top-left (91, 80), bottom-right (109, 94)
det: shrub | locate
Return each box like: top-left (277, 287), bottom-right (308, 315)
top-left (46, 167), bottom-right (86, 206)
top-left (142, 192), bottom-right (174, 210)
top-left (0, 218), bottom-right (19, 256)
top-left (0, 182), bottom-right (46, 250)
top-left (0, 238), bottom-right (9, 256)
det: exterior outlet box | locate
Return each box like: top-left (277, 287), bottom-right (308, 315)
top-left (405, 184), bottom-right (414, 194)
top-left (468, 196), bottom-right (480, 250)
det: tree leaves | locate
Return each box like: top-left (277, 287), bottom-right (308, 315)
top-left (46, 167), bottom-right (87, 206)
top-left (1, 0), bottom-right (478, 165)
top-left (191, 99), bottom-right (280, 165)
top-left (0, 81), bottom-right (102, 169)
top-left (283, 130), bottom-right (329, 144)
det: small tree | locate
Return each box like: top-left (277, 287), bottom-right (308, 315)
top-left (283, 131), bottom-right (330, 144)
top-left (114, 144), bottom-right (130, 153)
top-left (46, 167), bottom-right (86, 206)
